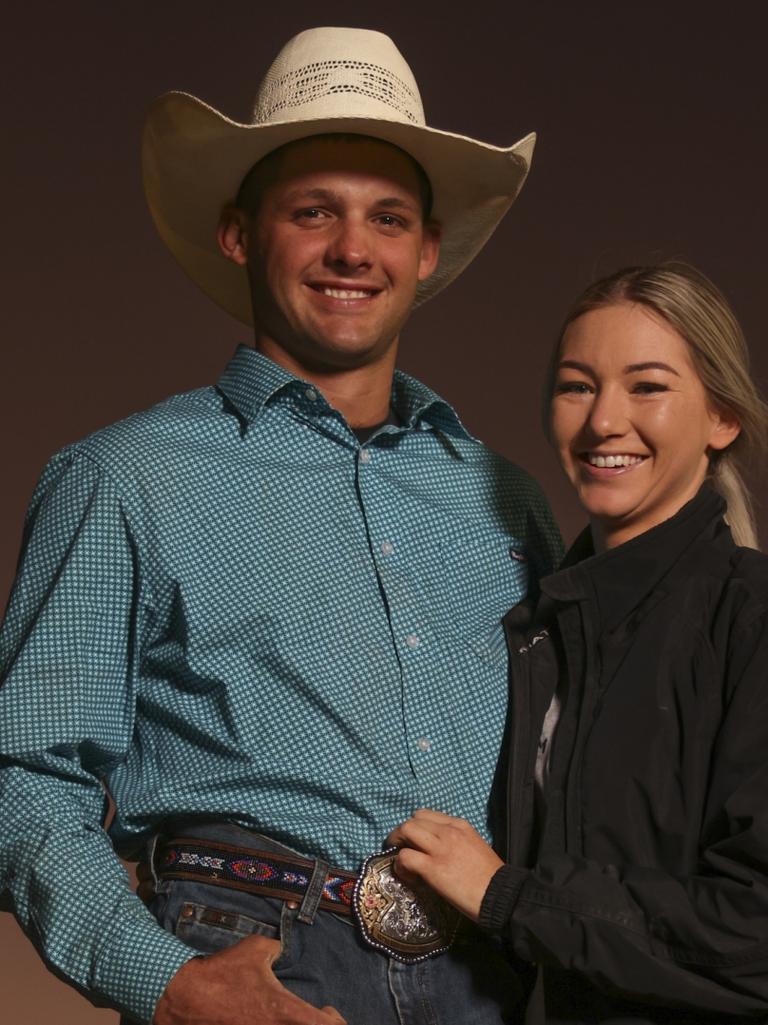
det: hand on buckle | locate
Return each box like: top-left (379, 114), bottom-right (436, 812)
top-left (352, 848), bottom-right (460, 963)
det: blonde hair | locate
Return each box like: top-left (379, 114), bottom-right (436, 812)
top-left (546, 262), bottom-right (767, 548)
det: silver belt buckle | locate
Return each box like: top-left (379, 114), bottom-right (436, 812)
top-left (353, 847), bottom-right (460, 963)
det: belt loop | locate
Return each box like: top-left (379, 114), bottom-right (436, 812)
top-left (297, 857), bottom-right (329, 925)
top-left (148, 833), bottom-right (162, 890)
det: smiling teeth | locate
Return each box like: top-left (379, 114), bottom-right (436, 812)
top-left (321, 287), bottom-right (372, 299)
top-left (588, 454), bottom-right (644, 468)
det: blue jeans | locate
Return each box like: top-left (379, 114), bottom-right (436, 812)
top-left (125, 822), bottom-right (531, 1024)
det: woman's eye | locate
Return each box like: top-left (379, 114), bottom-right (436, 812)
top-left (555, 381), bottom-right (592, 395)
top-left (632, 381), bottom-right (669, 394)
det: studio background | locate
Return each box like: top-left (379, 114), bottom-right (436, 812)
top-left (2, 3), bottom-right (766, 1022)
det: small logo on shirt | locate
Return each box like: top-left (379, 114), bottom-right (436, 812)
top-left (517, 629), bottom-right (549, 655)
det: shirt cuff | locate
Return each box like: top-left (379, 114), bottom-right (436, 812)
top-left (92, 904), bottom-right (198, 1024)
top-left (478, 864), bottom-right (528, 935)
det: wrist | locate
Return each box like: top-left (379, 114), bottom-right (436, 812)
top-left (153, 955), bottom-right (204, 1025)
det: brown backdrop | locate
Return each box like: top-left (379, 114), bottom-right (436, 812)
top-left (2, 2), bottom-right (766, 1021)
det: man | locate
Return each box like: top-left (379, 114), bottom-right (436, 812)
top-left (0, 27), bottom-right (561, 1025)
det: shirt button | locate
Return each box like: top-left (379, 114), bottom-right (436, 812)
top-left (305, 387), bottom-right (318, 402)
top-left (405, 634), bottom-right (420, 649)
top-left (416, 737), bottom-right (431, 752)
top-left (360, 449), bottom-right (371, 463)
top-left (380, 541), bottom-right (394, 556)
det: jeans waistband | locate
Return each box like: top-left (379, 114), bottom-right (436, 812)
top-left (149, 820), bottom-right (349, 925)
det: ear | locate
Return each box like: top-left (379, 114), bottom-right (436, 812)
top-left (708, 406), bottom-right (742, 452)
top-left (417, 220), bottom-right (442, 282)
top-left (217, 205), bottom-right (250, 266)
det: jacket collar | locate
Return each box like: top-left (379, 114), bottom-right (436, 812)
top-left (216, 344), bottom-right (469, 438)
top-left (541, 486), bottom-right (730, 633)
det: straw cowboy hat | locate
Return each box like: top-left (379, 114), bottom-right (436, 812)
top-left (142, 26), bottom-right (536, 325)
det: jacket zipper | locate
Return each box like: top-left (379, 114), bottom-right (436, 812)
top-left (506, 637), bottom-right (539, 863)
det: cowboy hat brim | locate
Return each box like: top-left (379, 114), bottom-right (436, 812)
top-left (142, 91), bottom-right (535, 324)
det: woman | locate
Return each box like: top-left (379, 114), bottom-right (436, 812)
top-left (387, 263), bottom-right (768, 1022)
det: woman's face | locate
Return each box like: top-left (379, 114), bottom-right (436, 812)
top-left (550, 301), bottom-right (739, 550)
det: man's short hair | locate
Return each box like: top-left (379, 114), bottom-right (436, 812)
top-left (234, 133), bottom-right (434, 221)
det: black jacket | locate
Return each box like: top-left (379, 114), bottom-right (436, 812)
top-left (481, 488), bottom-right (768, 1023)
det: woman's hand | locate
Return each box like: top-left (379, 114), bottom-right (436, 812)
top-left (385, 809), bottom-right (504, 922)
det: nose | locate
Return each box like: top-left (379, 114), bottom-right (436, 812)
top-left (585, 386), bottom-right (629, 439)
top-left (324, 216), bottom-right (372, 272)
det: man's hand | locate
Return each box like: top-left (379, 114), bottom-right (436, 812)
top-left (385, 809), bottom-right (504, 922)
top-left (153, 934), bottom-right (346, 1025)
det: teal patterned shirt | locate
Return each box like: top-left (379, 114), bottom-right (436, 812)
top-left (0, 345), bottom-right (562, 1022)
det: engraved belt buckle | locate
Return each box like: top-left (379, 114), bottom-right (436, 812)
top-left (353, 847), bottom-right (460, 963)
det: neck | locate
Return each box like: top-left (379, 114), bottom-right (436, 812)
top-left (589, 476), bottom-right (709, 553)
top-left (254, 337), bottom-right (398, 428)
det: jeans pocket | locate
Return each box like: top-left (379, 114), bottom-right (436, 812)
top-left (175, 899), bottom-right (281, 954)
top-left (159, 879), bottom-right (295, 963)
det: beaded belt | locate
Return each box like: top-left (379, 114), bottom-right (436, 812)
top-left (155, 838), bottom-right (459, 963)
top-left (155, 838), bottom-right (356, 915)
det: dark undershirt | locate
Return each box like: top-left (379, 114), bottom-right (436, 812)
top-left (351, 407), bottom-right (402, 445)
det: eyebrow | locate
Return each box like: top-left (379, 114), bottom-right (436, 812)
top-left (624, 361), bottom-right (681, 376)
top-left (373, 197), bottom-right (415, 209)
top-left (281, 187), bottom-right (340, 204)
top-left (281, 188), bottom-right (417, 210)
top-left (557, 360), bottom-right (594, 376)
top-left (557, 359), bottom-right (681, 377)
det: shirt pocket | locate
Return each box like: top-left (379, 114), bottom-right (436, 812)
top-left (435, 527), bottom-right (529, 660)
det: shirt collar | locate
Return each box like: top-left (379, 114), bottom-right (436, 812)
top-left (216, 345), bottom-right (471, 439)
top-left (541, 485), bottom-right (729, 632)
top-left (391, 368), bottom-right (469, 437)
top-left (217, 346), bottom-right (299, 421)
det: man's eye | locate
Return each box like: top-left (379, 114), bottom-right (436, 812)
top-left (294, 208), bottom-right (326, 221)
top-left (376, 214), bottom-right (403, 228)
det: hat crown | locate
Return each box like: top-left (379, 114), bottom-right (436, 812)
top-left (252, 27), bottom-right (426, 128)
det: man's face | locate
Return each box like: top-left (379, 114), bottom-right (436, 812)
top-left (223, 137), bottom-right (440, 373)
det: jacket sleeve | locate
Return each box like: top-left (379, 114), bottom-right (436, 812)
top-left (0, 451), bottom-right (196, 1023)
top-left (479, 606), bottom-right (768, 1018)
